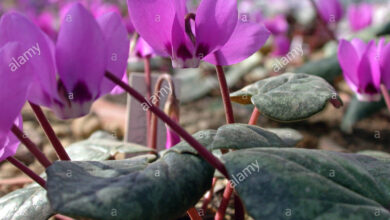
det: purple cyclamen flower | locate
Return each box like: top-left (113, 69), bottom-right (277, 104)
top-left (135, 37), bottom-right (155, 59)
top-left (127, 0), bottom-right (270, 68)
top-left (347, 3), bottom-right (373, 32)
top-left (0, 41), bottom-right (33, 161)
top-left (338, 38), bottom-right (383, 101)
top-left (315, 0), bottom-right (344, 24)
top-left (0, 3), bottom-right (129, 119)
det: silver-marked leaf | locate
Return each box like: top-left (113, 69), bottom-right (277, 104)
top-left (221, 148), bottom-right (390, 220)
top-left (265, 128), bottom-right (303, 146)
top-left (46, 152), bottom-right (213, 219)
top-left (0, 184), bottom-right (52, 220)
top-left (170, 124), bottom-right (290, 155)
top-left (230, 73), bottom-right (343, 122)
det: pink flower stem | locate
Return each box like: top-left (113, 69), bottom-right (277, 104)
top-left (201, 177), bottom-right (217, 210)
top-left (187, 207), bottom-right (202, 220)
top-left (144, 56), bottom-right (152, 148)
top-left (215, 65), bottom-right (235, 124)
top-left (308, 0), bottom-right (337, 41)
top-left (381, 84), bottom-right (390, 112)
top-left (7, 156), bottom-right (46, 188)
top-left (215, 65), bottom-right (245, 220)
top-left (248, 108), bottom-right (261, 125)
top-left (11, 124), bottom-right (52, 168)
top-left (105, 71), bottom-right (229, 177)
top-left (29, 102), bottom-right (70, 161)
top-left (215, 183), bottom-right (234, 220)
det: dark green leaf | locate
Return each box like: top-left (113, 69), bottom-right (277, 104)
top-left (47, 152), bottom-right (213, 220)
top-left (230, 73), bottom-right (343, 122)
top-left (222, 148), bottom-right (390, 220)
top-left (294, 57), bottom-right (341, 82)
top-left (341, 95), bottom-right (385, 133)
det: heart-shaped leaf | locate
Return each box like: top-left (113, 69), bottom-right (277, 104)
top-left (171, 124), bottom-right (291, 155)
top-left (294, 57), bottom-right (341, 82)
top-left (265, 128), bottom-right (303, 146)
top-left (0, 184), bottom-right (52, 220)
top-left (230, 73), bottom-right (343, 122)
top-left (221, 148), bottom-right (390, 219)
top-left (341, 95), bottom-right (385, 133)
top-left (46, 152), bottom-right (214, 220)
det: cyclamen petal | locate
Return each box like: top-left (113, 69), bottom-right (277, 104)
top-left (97, 12), bottom-right (130, 95)
top-left (315, 0), bottom-right (344, 24)
top-left (0, 12), bottom-right (58, 107)
top-left (0, 43), bottom-right (30, 138)
top-left (348, 3), bottom-right (373, 32)
top-left (56, 3), bottom-right (106, 103)
top-left (203, 22), bottom-right (270, 66)
top-left (338, 38), bottom-right (382, 102)
top-left (0, 115), bottom-right (23, 162)
top-left (127, 0), bottom-right (176, 56)
top-left (195, 0), bottom-right (238, 57)
top-left (380, 43), bottom-right (390, 89)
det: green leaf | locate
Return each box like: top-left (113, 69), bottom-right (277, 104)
top-left (230, 73), bottom-right (343, 122)
top-left (170, 124), bottom-right (291, 155)
top-left (265, 128), bottom-right (303, 146)
top-left (294, 57), bottom-right (341, 82)
top-left (221, 148), bottom-right (390, 220)
top-left (0, 184), bottom-right (53, 220)
top-left (341, 95), bottom-right (385, 133)
top-left (46, 152), bottom-right (214, 220)
top-left (66, 131), bottom-right (155, 161)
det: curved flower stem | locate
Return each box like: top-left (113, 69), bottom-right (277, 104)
top-left (144, 56), bottom-right (152, 148)
top-left (29, 102), bottom-right (70, 161)
top-left (187, 207), bottom-right (202, 220)
top-left (149, 74), bottom-right (176, 149)
top-left (105, 71), bottom-right (229, 177)
top-left (11, 125), bottom-right (52, 168)
top-left (380, 84), bottom-right (390, 112)
top-left (308, 0), bottom-right (337, 41)
top-left (248, 108), bottom-right (261, 125)
top-left (7, 156), bottom-right (46, 188)
top-left (215, 65), bottom-right (235, 124)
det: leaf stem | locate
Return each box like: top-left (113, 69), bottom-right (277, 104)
top-left (105, 71), bottom-right (229, 177)
top-left (29, 102), bottom-right (70, 160)
top-left (201, 177), bottom-right (217, 210)
top-left (7, 156), bottom-right (46, 188)
top-left (11, 124), bottom-right (52, 168)
top-left (380, 84), bottom-right (390, 112)
top-left (215, 65), bottom-right (235, 124)
top-left (187, 207), bottom-right (202, 220)
top-left (248, 108), bottom-right (261, 125)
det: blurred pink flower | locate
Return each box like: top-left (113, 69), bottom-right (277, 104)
top-left (347, 3), bottom-right (373, 32)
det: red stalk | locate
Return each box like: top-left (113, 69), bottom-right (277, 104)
top-left (380, 84), bottom-right (390, 112)
top-left (7, 156), bottom-right (46, 188)
top-left (105, 71), bottom-right (229, 177)
top-left (248, 108), bottom-right (261, 125)
top-left (201, 177), bottom-right (217, 210)
top-left (11, 125), bottom-right (51, 168)
top-left (144, 56), bottom-right (152, 148)
top-left (215, 65), bottom-right (235, 124)
top-left (214, 65), bottom-right (245, 219)
top-left (29, 102), bottom-right (70, 160)
top-left (215, 183), bottom-right (233, 220)
top-left (187, 207), bottom-right (202, 220)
